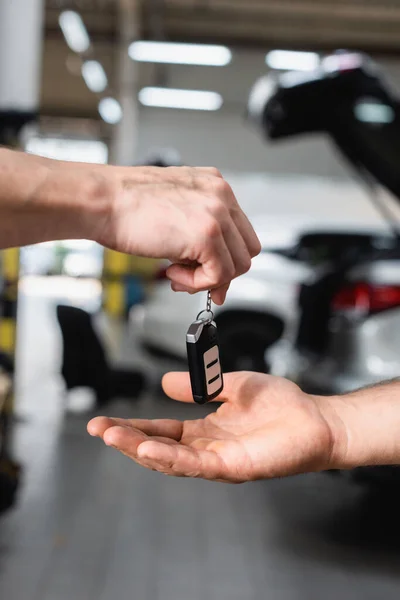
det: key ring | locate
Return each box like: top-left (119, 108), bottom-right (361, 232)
top-left (197, 291), bottom-right (214, 323)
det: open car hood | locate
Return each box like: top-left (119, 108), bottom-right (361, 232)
top-left (248, 52), bottom-right (400, 202)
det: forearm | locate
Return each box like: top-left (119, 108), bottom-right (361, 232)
top-left (324, 379), bottom-right (400, 470)
top-left (0, 148), bottom-right (113, 248)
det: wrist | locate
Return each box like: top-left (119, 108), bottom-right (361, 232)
top-left (316, 381), bottom-right (400, 471)
top-left (36, 162), bottom-right (116, 243)
top-left (315, 394), bottom-right (352, 470)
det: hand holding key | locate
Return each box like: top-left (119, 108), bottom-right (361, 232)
top-left (90, 166), bottom-right (261, 305)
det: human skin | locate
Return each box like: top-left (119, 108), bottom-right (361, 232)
top-left (88, 372), bottom-right (400, 483)
top-left (0, 148), bottom-right (261, 304)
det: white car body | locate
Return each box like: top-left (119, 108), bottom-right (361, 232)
top-left (130, 250), bottom-right (309, 361)
top-left (269, 257), bottom-right (400, 395)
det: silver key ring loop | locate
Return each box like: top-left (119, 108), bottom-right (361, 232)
top-left (196, 309), bottom-right (214, 324)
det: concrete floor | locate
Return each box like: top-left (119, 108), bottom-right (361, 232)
top-left (1, 279), bottom-right (400, 600)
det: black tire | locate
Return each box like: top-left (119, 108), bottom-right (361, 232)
top-left (216, 313), bottom-right (284, 374)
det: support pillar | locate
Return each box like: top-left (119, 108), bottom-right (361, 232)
top-left (0, 0), bottom-right (44, 361)
top-left (0, 0), bottom-right (44, 501)
top-left (103, 0), bottom-right (141, 319)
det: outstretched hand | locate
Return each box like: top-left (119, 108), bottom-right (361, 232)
top-left (88, 372), bottom-right (345, 483)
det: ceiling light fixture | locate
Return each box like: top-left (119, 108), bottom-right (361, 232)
top-left (266, 50), bottom-right (320, 72)
top-left (129, 41), bottom-right (232, 66)
top-left (98, 98), bottom-right (123, 124)
top-left (82, 60), bottom-right (108, 93)
top-left (59, 11), bottom-right (90, 54)
top-left (138, 87), bottom-right (223, 111)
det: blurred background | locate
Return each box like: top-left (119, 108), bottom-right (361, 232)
top-left (3, 1), bottom-right (400, 598)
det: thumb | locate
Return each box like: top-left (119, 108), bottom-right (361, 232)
top-left (162, 371), bottom-right (239, 403)
top-left (162, 372), bottom-right (193, 403)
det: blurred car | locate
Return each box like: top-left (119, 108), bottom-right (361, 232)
top-left (266, 230), bottom-right (400, 395)
top-left (135, 50), bottom-right (400, 389)
top-left (130, 221), bottom-right (395, 375)
top-left (248, 50), bottom-right (400, 487)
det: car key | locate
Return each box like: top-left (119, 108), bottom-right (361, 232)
top-left (186, 291), bottom-right (224, 404)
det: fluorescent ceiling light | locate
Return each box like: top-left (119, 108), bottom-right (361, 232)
top-left (59, 11), bottom-right (90, 53)
top-left (139, 87), bottom-right (223, 111)
top-left (82, 60), bottom-right (108, 93)
top-left (98, 97), bottom-right (123, 124)
top-left (129, 41), bottom-right (232, 66)
top-left (266, 50), bottom-right (319, 72)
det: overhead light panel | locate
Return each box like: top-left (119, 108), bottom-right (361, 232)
top-left (82, 60), bottom-right (108, 93)
top-left (59, 11), bottom-right (90, 53)
top-left (138, 87), bottom-right (223, 111)
top-left (129, 41), bottom-right (232, 66)
top-left (266, 50), bottom-right (320, 72)
top-left (98, 97), bottom-right (123, 124)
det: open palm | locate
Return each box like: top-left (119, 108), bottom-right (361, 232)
top-left (88, 372), bottom-right (339, 483)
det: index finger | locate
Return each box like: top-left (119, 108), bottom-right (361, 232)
top-left (87, 416), bottom-right (183, 440)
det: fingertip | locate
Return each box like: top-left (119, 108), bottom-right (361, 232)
top-left (211, 283), bottom-right (230, 306)
top-left (87, 416), bottom-right (110, 437)
top-left (171, 283), bottom-right (196, 295)
top-left (162, 372), bottom-right (193, 402)
top-left (87, 419), bottom-right (98, 437)
top-left (211, 290), bottom-right (225, 306)
top-left (171, 282), bottom-right (186, 293)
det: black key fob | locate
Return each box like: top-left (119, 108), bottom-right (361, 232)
top-left (186, 319), bottom-right (224, 404)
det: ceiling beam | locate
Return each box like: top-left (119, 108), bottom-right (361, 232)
top-left (168, 0), bottom-right (400, 23)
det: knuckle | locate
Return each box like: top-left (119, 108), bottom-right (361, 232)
top-left (208, 167), bottom-right (223, 178)
top-left (210, 199), bottom-right (230, 222)
top-left (213, 177), bottom-right (231, 197)
top-left (240, 255), bottom-right (252, 275)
